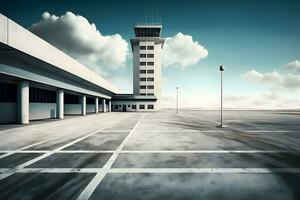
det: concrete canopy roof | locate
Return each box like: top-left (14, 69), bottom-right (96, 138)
top-left (0, 14), bottom-right (119, 96)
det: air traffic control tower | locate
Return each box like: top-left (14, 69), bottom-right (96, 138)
top-left (130, 25), bottom-right (165, 110)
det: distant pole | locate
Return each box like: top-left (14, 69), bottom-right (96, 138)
top-left (176, 87), bottom-right (179, 113)
top-left (218, 65), bottom-right (225, 128)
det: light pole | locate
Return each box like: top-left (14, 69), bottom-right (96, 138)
top-left (176, 87), bottom-right (179, 113)
top-left (218, 65), bottom-right (226, 128)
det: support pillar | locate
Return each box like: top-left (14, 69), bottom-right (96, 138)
top-left (17, 80), bottom-right (29, 124)
top-left (95, 97), bottom-right (99, 113)
top-left (108, 100), bottom-right (111, 112)
top-left (56, 89), bottom-right (64, 119)
top-left (102, 99), bottom-right (106, 113)
top-left (81, 95), bottom-right (86, 116)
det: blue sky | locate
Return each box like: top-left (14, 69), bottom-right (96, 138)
top-left (1, 0), bottom-right (300, 109)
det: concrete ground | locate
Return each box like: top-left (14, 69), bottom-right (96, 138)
top-left (0, 110), bottom-right (299, 200)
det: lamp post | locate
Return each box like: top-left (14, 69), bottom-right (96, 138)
top-left (176, 87), bottom-right (179, 113)
top-left (218, 65), bottom-right (226, 128)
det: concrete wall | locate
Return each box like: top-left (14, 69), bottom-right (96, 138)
top-left (0, 103), bottom-right (17, 124)
top-left (64, 104), bottom-right (81, 115)
top-left (29, 103), bottom-right (56, 120)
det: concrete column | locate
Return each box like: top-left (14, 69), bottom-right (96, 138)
top-left (102, 99), bottom-right (106, 113)
top-left (81, 95), bottom-right (86, 116)
top-left (17, 80), bottom-right (29, 124)
top-left (56, 89), bottom-right (64, 119)
top-left (95, 97), bottom-right (99, 113)
top-left (108, 100), bottom-right (112, 112)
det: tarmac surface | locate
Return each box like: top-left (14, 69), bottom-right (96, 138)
top-left (0, 110), bottom-right (299, 200)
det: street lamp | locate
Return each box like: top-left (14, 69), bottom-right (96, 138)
top-left (218, 65), bottom-right (226, 128)
top-left (176, 87), bottom-right (179, 113)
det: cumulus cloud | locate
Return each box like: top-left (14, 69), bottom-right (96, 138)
top-left (224, 93), bottom-right (300, 109)
top-left (239, 60), bottom-right (300, 109)
top-left (162, 32), bottom-right (208, 69)
top-left (242, 69), bottom-right (300, 89)
top-left (29, 11), bottom-right (129, 73)
top-left (286, 60), bottom-right (300, 72)
top-left (242, 70), bottom-right (282, 83)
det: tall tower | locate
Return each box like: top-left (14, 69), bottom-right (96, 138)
top-left (130, 24), bottom-right (165, 110)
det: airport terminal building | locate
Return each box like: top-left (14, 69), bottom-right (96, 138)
top-left (0, 14), bottom-right (164, 124)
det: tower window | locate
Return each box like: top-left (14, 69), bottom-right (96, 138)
top-left (140, 70), bottom-right (146, 74)
top-left (140, 93), bottom-right (146, 96)
top-left (147, 62), bottom-right (154, 66)
top-left (147, 70), bottom-right (154, 74)
top-left (140, 54), bottom-right (146, 58)
top-left (147, 85), bottom-right (154, 89)
top-left (147, 93), bottom-right (154, 96)
top-left (147, 54), bottom-right (154, 58)
top-left (139, 104), bottom-right (145, 109)
top-left (148, 105), bottom-right (154, 109)
top-left (147, 78), bottom-right (154, 81)
top-left (147, 46), bottom-right (154, 50)
top-left (140, 46), bottom-right (146, 50)
top-left (140, 85), bottom-right (146, 89)
top-left (140, 78), bottom-right (146, 81)
top-left (140, 62), bottom-right (146, 66)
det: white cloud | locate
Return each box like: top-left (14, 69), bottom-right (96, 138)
top-left (238, 61), bottom-right (300, 109)
top-left (242, 70), bottom-right (282, 83)
top-left (162, 32), bottom-right (208, 69)
top-left (29, 11), bottom-right (129, 73)
top-left (242, 69), bottom-right (300, 89)
top-left (223, 92), bottom-right (300, 109)
top-left (286, 60), bottom-right (300, 72)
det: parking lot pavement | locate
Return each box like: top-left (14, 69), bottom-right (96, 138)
top-left (0, 110), bottom-right (300, 199)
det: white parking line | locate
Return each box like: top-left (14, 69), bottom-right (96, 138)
top-left (0, 167), bottom-right (299, 174)
top-left (18, 168), bottom-right (101, 173)
top-left (0, 150), bottom-right (115, 154)
top-left (120, 150), bottom-right (293, 154)
top-left (0, 114), bottom-right (130, 181)
top-left (0, 135), bottom-right (65, 160)
top-left (0, 150), bottom-right (48, 153)
top-left (60, 150), bottom-right (115, 154)
top-left (142, 130), bottom-right (224, 133)
top-left (109, 168), bottom-right (300, 174)
top-left (76, 114), bottom-right (145, 200)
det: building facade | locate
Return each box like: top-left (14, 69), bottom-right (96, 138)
top-left (0, 14), bottom-right (165, 125)
top-left (112, 24), bottom-right (165, 112)
top-left (132, 25), bottom-right (165, 110)
top-left (0, 14), bottom-right (117, 124)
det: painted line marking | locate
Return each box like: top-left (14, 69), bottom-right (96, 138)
top-left (0, 135), bottom-right (65, 160)
top-left (76, 114), bottom-right (145, 200)
top-left (0, 167), bottom-right (299, 174)
top-left (0, 150), bottom-right (300, 154)
top-left (141, 130), bottom-right (224, 133)
top-left (0, 150), bottom-right (115, 154)
top-left (120, 150), bottom-right (294, 154)
top-left (1, 150), bottom-right (297, 154)
top-left (109, 168), bottom-right (300, 174)
top-left (0, 114), bottom-right (130, 181)
top-left (0, 150), bottom-right (48, 153)
top-left (100, 130), bottom-right (132, 133)
top-left (18, 168), bottom-right (101, 173)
